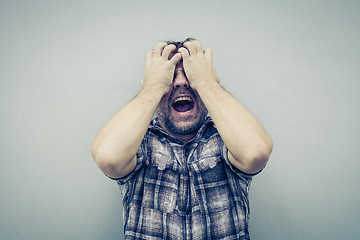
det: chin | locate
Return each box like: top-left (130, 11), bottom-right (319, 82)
top-left (174, 122), bottom-right (197, 133)
top-left (167, 117), bottom-right (204, 136)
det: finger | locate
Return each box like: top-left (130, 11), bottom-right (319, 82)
top-left (169, 52), bottom-right (182, 65)
top-left (153, 42), bottom-right (167, 57)
top-left (140, 78), bottom-right (144, 88)
top-left (204, 48), bottom-right (213, 61)
top-left (183, 41), bottom-right (196, 55)
top-left (178, 47), bottom-right (190, 60)
top-left (145, 50), bottom-right (153, 62)
top-left (162, 44), bottom-right (176, 60)
top-left (192, 40), bottom-right (203, 53)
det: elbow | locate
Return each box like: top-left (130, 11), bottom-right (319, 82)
top-left (91, 143), bottom-right (135, 178)
top-left (91, 143), bottom-right (120, 175)
top-left (242, 138), bottom-right (273, 174)
top-left (91, 145), bottom-right (116, 173)
top-left (248, 150), bottom-right (271, 174)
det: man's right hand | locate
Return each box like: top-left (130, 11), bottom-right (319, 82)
top-left (141, 43), bottom-right (182, 95)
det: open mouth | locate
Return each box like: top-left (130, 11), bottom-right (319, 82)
top-left (172, 96), bottom-right (195, 113)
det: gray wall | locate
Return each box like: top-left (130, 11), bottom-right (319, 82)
top-left (1, 0), bottom-right (359, 239)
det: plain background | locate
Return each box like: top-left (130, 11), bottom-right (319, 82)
top-left (1, 0), bottom-right (359, 239)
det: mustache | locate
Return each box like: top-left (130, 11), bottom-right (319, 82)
top-left (168, 88), bottom-right (197, 102)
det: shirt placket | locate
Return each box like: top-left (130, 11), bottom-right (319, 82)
top-left (173, 144), bottom-right (188, 239)
top-left (174, 143), bottom-right (194, 240)
top-left (184, 143), bottom-right (196, 240)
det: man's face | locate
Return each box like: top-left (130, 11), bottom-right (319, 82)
top-left (156, 61), bottom-right (208, 136)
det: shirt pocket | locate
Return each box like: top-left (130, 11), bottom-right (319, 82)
top-left (188, 156), bottom-right (234, 214)
top-left (141, 152), bottom-right (179, 213)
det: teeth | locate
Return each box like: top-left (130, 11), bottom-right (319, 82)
top-left (174, 96), bottom-right (192, 103)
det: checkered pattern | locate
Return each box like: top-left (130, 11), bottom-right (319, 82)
top-left (114, 116), bottom-right (254, 239)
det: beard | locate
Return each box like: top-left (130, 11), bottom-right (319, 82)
top-left (156, 89), bottom-right (208, 136)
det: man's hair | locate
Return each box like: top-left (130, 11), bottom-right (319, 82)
top-left (166, 37), bottom-right (197, 51)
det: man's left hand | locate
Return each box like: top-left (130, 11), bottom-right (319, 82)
top-left (178, 40), bottom-right (220, 90)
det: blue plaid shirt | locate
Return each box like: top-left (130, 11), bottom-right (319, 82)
top-left (115, 116), bottom-right (254, 239)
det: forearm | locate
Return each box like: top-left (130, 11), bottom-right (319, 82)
top-left (91, 43), bottom-right (181, 178)
top-left (91, 87), bottom-right (163, 178)
top-left (178, 40), bottom-right (272, 173)
top-left (196, 81), bottom-right (273, 173)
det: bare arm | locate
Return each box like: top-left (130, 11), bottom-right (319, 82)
top-left (91, 43), bottom-right (181, 178)
top-left (179, 41), bottom-right (273, 174)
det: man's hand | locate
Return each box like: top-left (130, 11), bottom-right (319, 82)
top-left (141, 42), bottom-right (182, 95)
top-left (177, 41), bottom-right (272, 175)
top-left (92, 42), bottom-right (182, 179)
top-left (178, 40), bottom-right (220, 90)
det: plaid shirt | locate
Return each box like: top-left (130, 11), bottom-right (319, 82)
top-left (115, 116), bottom-right (254, 239)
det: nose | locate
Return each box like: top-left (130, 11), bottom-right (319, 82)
top-left (173, 73), bottom-right (189, 89)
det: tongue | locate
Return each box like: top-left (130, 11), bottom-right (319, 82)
top-left (173, 101), bottom-right (192, 112)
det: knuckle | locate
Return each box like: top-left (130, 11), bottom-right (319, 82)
top-left (165, 44), bottom-right (176, 51)
top-left (178, 47), bottom-right (187, 53)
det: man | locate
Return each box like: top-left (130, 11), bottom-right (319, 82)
top-left (91, 38), bottom-right (273, 239)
